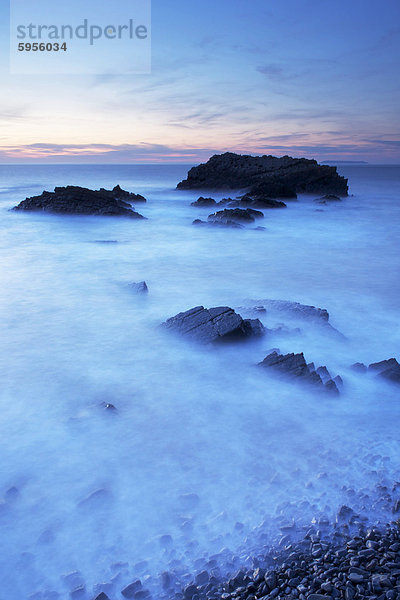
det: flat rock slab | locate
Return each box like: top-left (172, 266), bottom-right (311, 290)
top-left (13, 185), bottom-right (146, 217)
top-left (245, 299), bottom-right (329, 321)
top-left (259, 350), bottom-right (340, 394)
top-left (163, 306), bottom-right (265, 344)
top-left (177, 152), bottom-right (348, 198)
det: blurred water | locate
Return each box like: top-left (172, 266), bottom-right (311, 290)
top-left (0, 164), bottom-right (399, 599)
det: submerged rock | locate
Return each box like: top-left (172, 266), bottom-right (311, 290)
top-left (248, 299), bottom-right (329, 322)
top-left (368, 358), bottom-right (400, 383)
top-left (232, 193), bottom-right (286, 209)
top-left (351, 362), bottom-right (367, 373)
top-left (13, 185), bottom-right (146, 218)
top-left (191, 196), bottom-right (217, 207)
top-left (242, 298), bottom-right (345, 339)
top-left (314, 194), bottom-right (342, 204)
top-left (94, 593), bottom-right (111, 600)
top-left (130, 281), bottom-right (149, 294)
top-left (208, 208), bottom-right (264, 224)
top-left (100, 402), bottom-right (117, 413)
top-left (177, 152), bottom-right (348, 198)
top-left (193, 218), bottom-right (244, 229)
top-left (163, 306), bottom-right (265, 344)
top-left (121, 580), bottom-right (142, 598)
top-left (259, 351), bottom-right (340, 394)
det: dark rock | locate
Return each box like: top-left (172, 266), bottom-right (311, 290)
top-left (247, 299), bottom-right (329, 322)
top-left (351, 362), bottom-right (367, 373)
top-left (70, 587), bottom-right (85, 600)
top-left (62, 572), bottom-right (85, 590)
top-left (177, 152), bottom-right (348, 197)
top-left (333, 375), bottom-right (343, 388)
top-left (316, 366), bottom-right (331, 382)
top-left (192, 218), bottom-right (244, 229)
top-left (183, 584), bottom-right (198, 599)
top-left (325, 379), bottom-right (340, 395)
top-left (121, 580), bottom-right (142, 598)
top-left (5, 486), bottom-right (19, 502)
top-left (314, 194), bottom-right (342, 204)
top-left (93, 583), bottom-right (114, 597)
top-left (191, 196), bottom-right (217, 207)
top-left (93, 594), bottom-right (111, 600)
top-left (13, 185), bottom-right (146, 218)
top-left (163, 306), bottom-right (265, 344)
top-left (259, 351), bottom-right (340, 394)
top-left (229, 193), bottom-right (286, 209)
top-left (368, 358), bottom-right (400, 383)
top-left (337, 505), bottom-right (355, 523)
top-left (195, 571), bottom-right (209, 586)
top-left (208, 208), bottom-right (264, 224)
top-left (100, 402), bottom-right (117, 413)
top-left (130, 281), bottom-right (149, 294)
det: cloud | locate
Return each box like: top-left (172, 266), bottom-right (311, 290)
top-left (0, 142), bottom-right (220, 163)
top-left (366, 139), bottom-right (400, 147)
top-left (256, 64), bottom-right (285, 79)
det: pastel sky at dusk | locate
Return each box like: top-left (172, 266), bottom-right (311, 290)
top-left (0, 0), bottom-right (399, 163)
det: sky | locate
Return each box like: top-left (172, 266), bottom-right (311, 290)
top-left (0, 0), bottom-right (399, 164)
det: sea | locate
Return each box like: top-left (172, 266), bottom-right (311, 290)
top-left (0, 163), bottom-right (399, 599)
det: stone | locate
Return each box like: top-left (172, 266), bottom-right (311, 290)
top-left (228, 193), bottom-right (286, 209)
top-left (316, 366), bottom-right (331, 382)
top-left (325, 379), bottom-right (340, 395)
top-left (369, 358), bottom-right (400, 383)
top-left (208, 208), bottom-right (264, 224)
top-left (13, 185), bottom-right (146, 218)
top-left (121, 580), bottom-right (142, 598)
top-left (192, 218), bottom-right (244, 229)
top-left (70, 587), bottom-right (85, 600)
top-left (247, 298), bottom-right (329, 321)
top-left (351, 362), bottom-right (367, 373)
top-left (163, 306), bottom-right (265, 344)
top-left (177, 152), bottom-right (348, 197)
top-left (259, 351), bottom-right (340, 394)
top-left (314, 194), bottom-right (342, 204)
top-left (130, 281), bottom-right (149, 294)
top-left (100, 402), bottom-right (117, 413)
top-left (94, 594), bottom-right (111, 600)
top-left (191, 196), bottom-right (217, 207)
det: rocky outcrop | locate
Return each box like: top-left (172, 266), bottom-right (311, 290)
top-left (350, 359), bottom-right (400, 384)
top-left (13, 185), bottom-right (146, 217)
top-left (208, 208), bottom-right (264, 224)
top-left (177, 153), bottom-right (348, 198)
top-left (259, 350), bottom-right (340, 394)
top-left (255, 299), bottom-right (329, 322)
top-left (234, 194), bottom-right (287, 209)
top-left (369, 358), bottom-right (400, 383)
top-left (191, 196), bottom-right (217, 207)
top-left (130, 281), bottom-right (148, 294)
top-left (242, 299), bottom-right (345, 340)
top-left (162, 306), bottom-right (265, 344)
